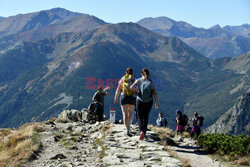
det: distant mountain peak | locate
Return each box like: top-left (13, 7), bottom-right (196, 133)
top-left (209, 24), bottom-right (222, 29)
top-left (46, 7), bottom-right (71, 12)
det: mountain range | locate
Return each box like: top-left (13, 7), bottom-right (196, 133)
top-left (0, 8), bottom-right (249, 134)
top-left (137, 17), bottom-right (250, 59)
top-left (0, 8), bottom-right (106, 50)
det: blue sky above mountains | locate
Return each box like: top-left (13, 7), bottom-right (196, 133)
top-left (0, 0), bottom-right (249, 28)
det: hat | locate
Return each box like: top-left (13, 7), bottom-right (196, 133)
top-left (97, 86), bottom-right (103, 90)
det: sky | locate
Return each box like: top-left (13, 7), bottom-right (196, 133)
top-left (0, 0), bottom-right (249, 28)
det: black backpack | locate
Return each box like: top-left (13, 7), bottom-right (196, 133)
top-left (180, 114), bottom-right (188, 126)
top-left (199, 116), bottom-right (204, 127)
top-left (163, 118), bottom-right (167, 127)
top-left (86, 102), bottom-right (98, 123)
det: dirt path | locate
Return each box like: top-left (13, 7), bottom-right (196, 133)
top-left (170, 138), bottom-right (223, 167)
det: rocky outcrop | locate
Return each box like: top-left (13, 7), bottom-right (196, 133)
top-left (206, 93), bottom-right (250, 135)
top-left (55, 109), bottom-right (87, 123)
top-left (25, 110), bottom-right (184, 167)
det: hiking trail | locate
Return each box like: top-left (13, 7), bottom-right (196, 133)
top-left (23, 110), bottom-right (223, 167)
top-left (170, 137), bottom-right (223, 167)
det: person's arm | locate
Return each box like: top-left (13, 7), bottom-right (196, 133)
top-left (104, 91), bottom-right (109, 96)
top-left (153, 84), bottom-right (158, 109)
top-left (92, 92), bottom-right (98, 102)
top-left (103, 87), bottom-right (110, 96)
top-left (156, 118), bottom-right (160, 126)
top-left (130, 79), bottom-right (139, 92)
top-left (176, 117), bottom-right (180, 125)
top-left (114, 78), bottom-right (122, 104)
top-left (114, 89), bottom-right (120, 104)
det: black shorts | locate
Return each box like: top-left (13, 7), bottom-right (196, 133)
top-left (120, 94), bottom-right (135, 105)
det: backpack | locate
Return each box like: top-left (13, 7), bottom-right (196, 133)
top-left (163, 118), bottom-right (167, 127)
top-left (86, 102), bottom-right (98, 123)
top-left (138, 78), bottom-right (153, 102)
top-left (122, 74), bottom-right (135, 96)
top-left (180, 114), bottom-right (188, 126)
top-left (199, 116), bottom-right (204, 127)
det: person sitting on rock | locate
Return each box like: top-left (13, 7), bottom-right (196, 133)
top-left (92, 86), bottom-right (109, 122)
top-left (156, 113), bottom-right (167, 127)
top-left (190, 112), bottom-right (201, 138)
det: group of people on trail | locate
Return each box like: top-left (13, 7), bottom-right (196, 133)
top-left (176, 110), bottom-right (204, 137)
top-left (115, 68), bottom-right (159, 139)
top-left (91, 67), bottom-right (158, 140)
top-left (90, 67), bottom-right (203, 140)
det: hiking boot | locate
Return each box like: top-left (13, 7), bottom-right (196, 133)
top-left (139, 132), bottom-right (144, 140)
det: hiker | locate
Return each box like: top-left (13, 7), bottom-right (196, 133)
top-left (190, 112), bottom-right (202, 138)
top-left (92, 86), bottom-right (109, 122)
top-left (176, 110), bottom-right (186, 135)
top-left (156, 113), bottom-right (167, 127)
top-left (114, 68), bottom-right (136, 136)
top-left (130, 68), bottom-right (159, 140)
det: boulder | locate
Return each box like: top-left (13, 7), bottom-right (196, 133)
top-left (56, 110), bottom-right (83, 123)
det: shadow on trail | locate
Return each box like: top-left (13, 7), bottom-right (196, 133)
top-left (177, 145), bottom-right (200, 150)
top-left (174, 145), bottom-right (208, 155)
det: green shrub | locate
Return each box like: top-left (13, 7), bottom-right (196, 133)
top-left (197, 133), bottom-right (250, 159)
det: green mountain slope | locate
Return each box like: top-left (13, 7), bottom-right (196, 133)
top-left (0, 23), bottom-right (247, 132)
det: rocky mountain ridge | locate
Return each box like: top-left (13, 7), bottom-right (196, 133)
top-left (206, 92), bottom-right (250, 135)
top-left (137, 17), bottom-right (250, 59)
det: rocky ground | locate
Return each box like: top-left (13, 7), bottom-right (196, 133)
top-left (25, 120), bottom-right (183, 167)
top-left (22, 110), bottom-right (223, 167)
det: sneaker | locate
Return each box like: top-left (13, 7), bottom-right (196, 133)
top-left (127, 132), bottom-right (132, 137)
top-left (139, 132), bottom-right (144, 140)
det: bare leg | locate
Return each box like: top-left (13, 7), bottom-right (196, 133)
top-left (128, 105), bottom-right (134, 125)
top-left (121, 105), bottom-right (129, 130)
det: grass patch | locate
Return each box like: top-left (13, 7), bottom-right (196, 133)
top-left (0, 123), bottom-right (42, 167)
top-left (234, 157), bottom-right (250, 166)
top-left (93, 123), bottom-right (111, 160)
top-left (150, 126), bottom-right (175, 139)
top-left (100, 124), bottom-right (111, 134)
